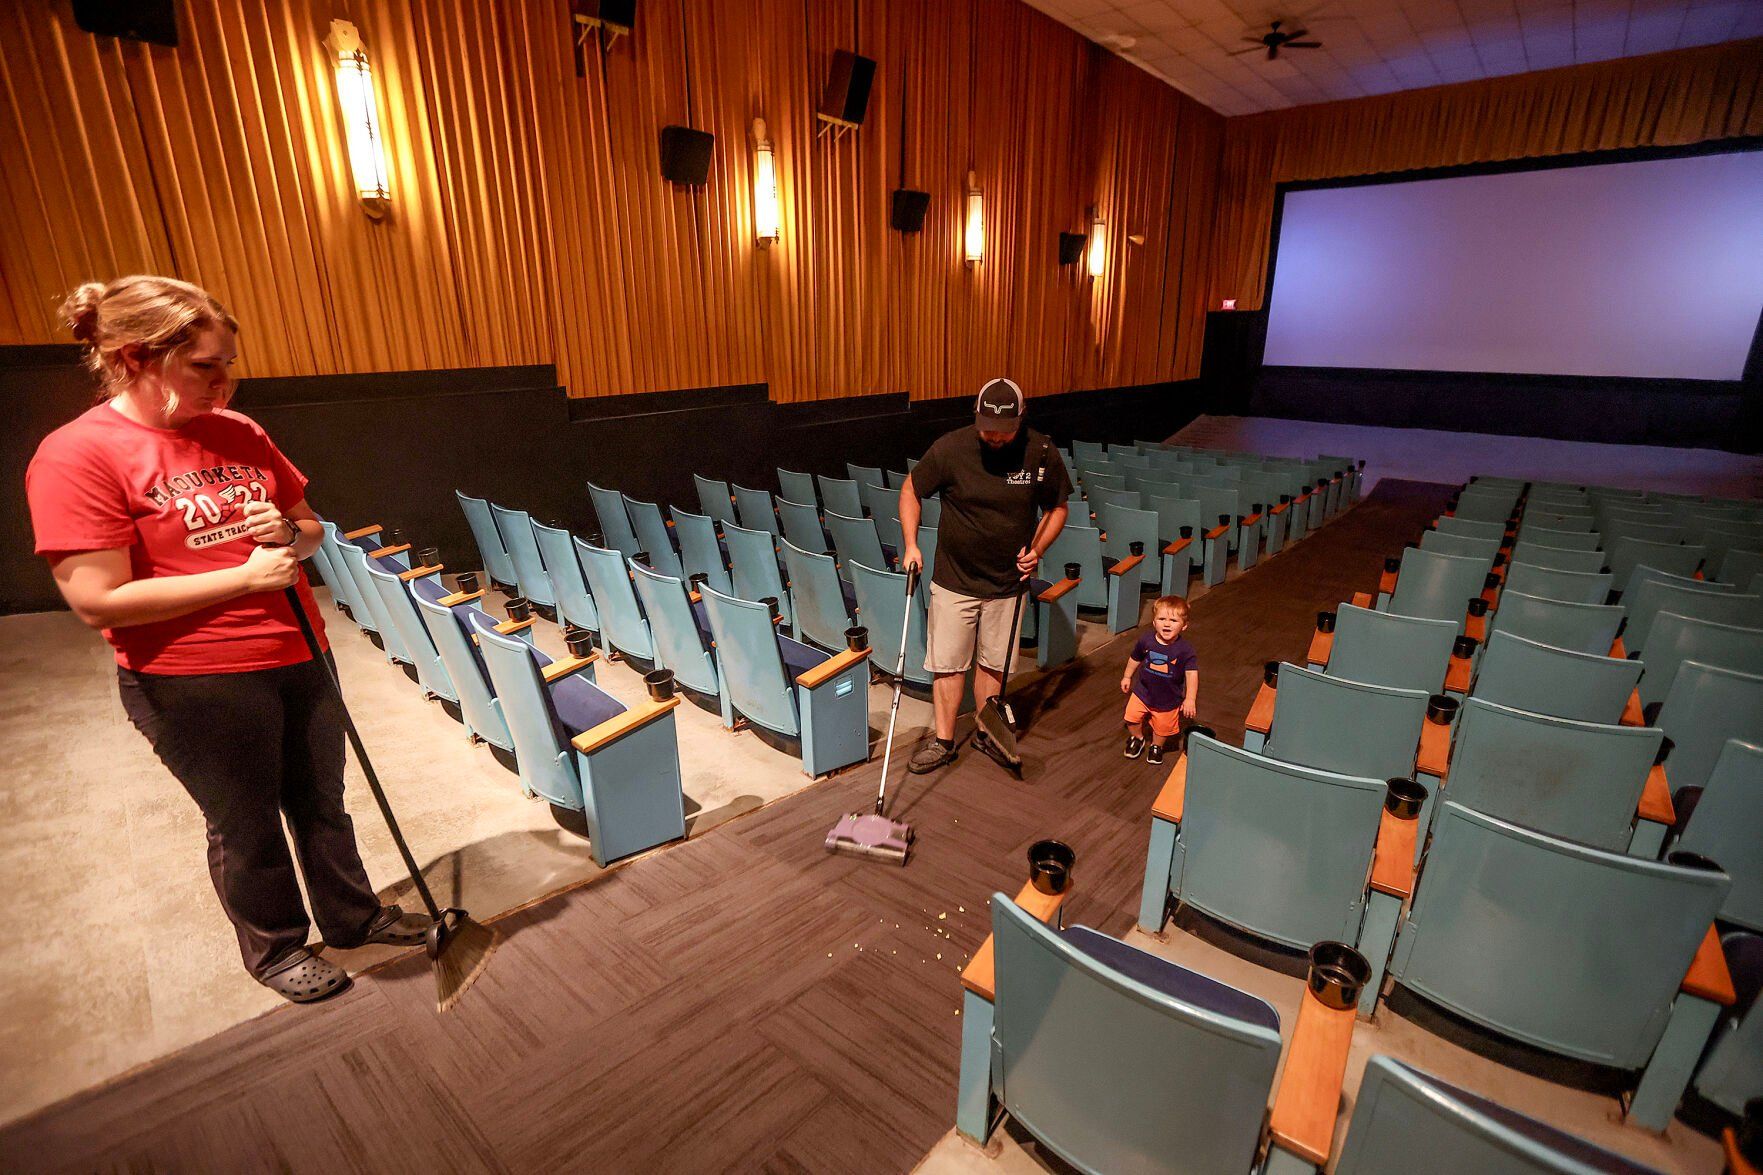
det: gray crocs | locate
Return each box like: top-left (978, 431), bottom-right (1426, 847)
top-left (331, 904), bottom-right (432, 949)
top-left (258, 949), bottom-right (351, 1004)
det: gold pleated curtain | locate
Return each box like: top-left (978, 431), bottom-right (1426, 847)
top-left (1210, 38), bottom-right (1763, 311)
top-left (1, 0), bottom-right (1222, 402)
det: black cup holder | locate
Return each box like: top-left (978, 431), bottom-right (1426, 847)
top-left (632, 550), bottom-right (651, 566)
top-left (566, 629), bottom-right (595, 658)
top-left (1064, 561), bottom-right (1082, 581)
top-left (1179, 526), bottom-right (1193, 539)
top-left (1307, 941), bottom-right (1372, 1011)
top-left (456, 572), bottom-right (480, 595)
top-left (1452, 635), bottom-right (1479, 659)
top-left (1178, 724), bottom-right (1216, 756)
top-left (761, 596), bottom-right (781, 621)
top-left (387, 528), bottom-right (406, 547)
top-left (1384, 778), bottom-right (1426, 819)
top-left (1028, 839), bottom-right (1077, 895)
top-left (844, 626), bottom-right (868, 651)
top-left (1484, 572), bottom-right (1501, 590)
top-left (1467, 597), bottom-right (1489, 618)
top-left (1383, 556), bottom-right (1401, 574)
top-left (1218, 514), bottom-right (1231, 527)
top-left (505, 597), bottom-right (532, 622)
top-left (1263, 661), bottom-right (1280, 688)
top-left (1667, 850), bottom-right (1721, 873)
top-left (1316, 610), bottom-right (1336, 633)
top-left (1426, 694), bottom-right (1459, 725)
top-left (1279, 494), bottom-right (1291, 505)
top-left (644, 669), bottom-right (676, 701)
top-left (689, 572), bottom-right (709, 592)
top-left (1129, 541), bottom-right (1145, 557)
top-left (416, 546), bottom-right (439, 568)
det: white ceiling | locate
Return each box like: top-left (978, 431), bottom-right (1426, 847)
top-left (1023, 0), bottom-right (1763, 115)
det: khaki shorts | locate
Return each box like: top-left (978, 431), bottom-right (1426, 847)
top-left (925, 583), bottom-right (1024, 674)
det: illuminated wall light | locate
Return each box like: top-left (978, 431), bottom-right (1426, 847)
top-left (752, 118), bottom-right (780, 246)
top-left (325, 20), bottom-right (390, 215)
top-left (1087, 215), bottom-right (1106, 279)
top-left (964, 170), bottom-right (985, 266)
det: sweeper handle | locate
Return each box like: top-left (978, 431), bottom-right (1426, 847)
top-left (873, 564), bottom-right (920, 816)
top-left (282, 586), bottom-right (446, 925)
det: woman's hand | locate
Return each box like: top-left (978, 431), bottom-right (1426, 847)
top-left (242, 499), bottom-right (295, 546)
top-left (237, 544), bottom-right (300, 592)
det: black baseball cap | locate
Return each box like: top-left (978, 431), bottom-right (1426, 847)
top-left (975, 378), bottom-right (1025, 431)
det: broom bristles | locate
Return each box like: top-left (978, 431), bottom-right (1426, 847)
top-left (434, 915), bottom-right (500, 1013)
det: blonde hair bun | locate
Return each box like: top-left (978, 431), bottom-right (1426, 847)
top-left (58, 275), bottom-right (239, 392)
top-left (61, 282), bottom-right (107, 344)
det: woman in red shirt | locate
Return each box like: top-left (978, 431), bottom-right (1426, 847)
top-left (27, 275), bottom-right (428, 1002)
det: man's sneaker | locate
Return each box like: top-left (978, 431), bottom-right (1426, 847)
top-left (972, 728), bottom-right (1019, 772)
top-left (1146, 742), bottom-right (1166, 766)
top-left (908, 735), bottom-right (957, 775)
top-left (1123, 734), bottom-right (1145, 760)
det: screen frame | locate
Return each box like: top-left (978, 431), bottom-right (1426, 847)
top-left (1260, 136), bottom-right (1763, 387)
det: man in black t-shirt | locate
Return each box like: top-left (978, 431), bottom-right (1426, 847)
top-left (898, 378), bottom-right (1072, 774)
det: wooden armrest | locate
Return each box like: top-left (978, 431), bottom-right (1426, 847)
top-left (1245, 681), bottom-right (1277, 735)
top-left (1443, 653), bottom-right (1473, 693)
top-left (665, 518), bottom-right (675, 528)
top-left (1464, 613), bottom-right (1487, 643)
top-left (1351, 591), bottom-right (1373, 609)
top-left (438, 589), bottom-right (484, 607)
top-left (796, 646), bottom-right (870, 689)
top-left (1268, 987), bottom-right (1357, 1167)
top-left (1037, 578), bottom-right (1079, 603)
top-left (369, 543), bottom-right (412, 559)
top-left (1161, 537), bottom-right (1192, 557)
top-left (1378, 569), bottom-right (1397, 595)
top-left (1369, 806), bottom-right (1419, 899)
top-left (1416, 715), bottom-right (1451, 779)
top-left (1725, 1127), bottom-right (1761, 1175)
top-left (1270, 502), bottom-right (1289, 515)
top-left (1481, 583), bottom-right (1500, 607)
top-left (542, 653), bottom-right (599, 683)
top-left (343, 524), bottom-right (382, 541)
top-left (1106, 553), bottom-right (1144, 577)
top-left (1637, 763), bottom-right (1674, 825)
top-left (689, 590), bottom-right (702, 603)
top-left (1204, 524), bottom-right (1230, 540)
top-left (1610, 636), bottom-right (1627, 659)
top-left (1150, 752), bottom-right (1188, 822)
top-left (570, 695), bottom-right (681, 755)
top-left (1682, 924), bottom-right (1736, 1006)
top-left (1295, 490), bottom-right (1312, 504)
top-left (1307, 628), bottom-right (1334, 667)
top-left (494, 617), bottom-right (536, 636)
top-left (398, 563), bottom-right (443, 582)
top-left (1241, 512), bottom-right (1262, 526)
top-left (1620, 690), bottom-right (1644, 727)
top-left (960, 882), bottom-right (1072, 1002)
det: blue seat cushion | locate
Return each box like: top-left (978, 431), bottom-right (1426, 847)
top-left (879, 543), bottom-right (898, 567)
top-left (689, 598), bottom-right (715, 645)
top-left (840, 579), bottom-right (858, 614)
top-left (1061, 925), bottom-right (1280, 1034)
top-left (542, 643), bottom-right (625, 744)
top-left (778, 634), bottom-right (828, 679)
top-left (1725, 931), bottom-right (1763, 1013)
top-left (410, 575), bottom-right (449, 605)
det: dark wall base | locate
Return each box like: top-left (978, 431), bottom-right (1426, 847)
top-left (1, 350), bottom-right (1200, 613)
top-left (1251, 367), bottom-right (1753, 451)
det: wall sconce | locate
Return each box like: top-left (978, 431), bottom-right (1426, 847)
top-left (1087, 214), bottom-right (1106, 278)
top-left (964, 170), bottom-right (985, 266)
top-left (325, 20), bottom-right (390, 216)
top-left (752, 118), bottom-right (779, 246)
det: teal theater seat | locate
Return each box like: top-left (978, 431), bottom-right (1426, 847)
top-left (1385, 547), bottom-right (1486, 633)
top-left (817, 475), bottom-right (863, 519)
top-left (669, 506), bottom-right (732, 596)
top-left (631, 561), bottom-right (725, 720)
top-left (1489, 590), bottom-right (1622, 657)
top-left (776, 497), bottom-right (828, 556)
top-left (693, 473), bottom-right (738, 528)
top-left (1637, 612), bottom-right (1763, 709)
top-left (533, 520), bottom-right (600, 634)
top-left (1471, 630), bottom-right (1640, 725)
top-left (1435, 516), bottom-right (1506, 542)
top-left (586, 481), bottom-right (641, 558)
top-left (575, 540), bottom-right (654, 661)
top-left (1674, 739), bottom-right (1763, 932)
top-left (1510, 541), bottom-right (1606, 574)
top-left (777, 467), bottom-right (816, 507)
top-left (1257, 662), bottom-right (1428, 783)
top-left (316, 521), bottom-right (376, 632)
top-left (455, 490), bottom-right (519, 590)
top-left (1623, 571), bottom-right (1759, 654)
top-left (1610, 538), bottom-right (1706, 595)
top-left (849, 560), bottom-right (930, 686)
top-left (412, 593), bottom-right (513, 751)
top-left (1324, 602), bottom-right (1457, 694)
top-left (362, 561), bottom-right (457, 703)
top-left (1419, 528), bottom-right (1500, 572)
top-left (723, 520), bottom-right (793, 627)
top-left (490, 502), bottom-right (556, 611)
top-left (1657, 661), bottom-right (1763, 796)
top-left (1692, 930), bottom-right (1762, 1118)
top-left (825, 509), bottom-right (890, 584)
top-left (733, 483), bottom-right (778, 536)
top-left (1501, 560), bottom-right (1612, 606)
top-left (780, 540), bottom-right (854, 653)
top-left (624, 496), bottom-right (684, 578)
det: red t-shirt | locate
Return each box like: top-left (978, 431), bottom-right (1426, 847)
top-left (26, 402), bottom-right (327, 675)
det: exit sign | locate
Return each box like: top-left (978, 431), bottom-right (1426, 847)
top-left (1220, 298), bottom-right (1237, 310)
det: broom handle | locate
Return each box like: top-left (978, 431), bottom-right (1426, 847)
top-left (282, 585), bottom-right (445, 922)
top-left (873, 564), bottom-right (919, 816)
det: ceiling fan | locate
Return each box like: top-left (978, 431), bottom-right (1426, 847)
top-left (1231, 20), bottom-right (1322, 60)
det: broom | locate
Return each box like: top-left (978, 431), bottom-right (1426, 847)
top-left (825, 565), bottom-right (918, 865)
top-left (282, 583), bottom-right (499, 1011)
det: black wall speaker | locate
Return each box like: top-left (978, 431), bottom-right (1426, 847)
top-left (1058, 232), bottom-right (1086, 266)
top-left (73, 0), bottom-right (179, 46)
top-left (573, 0), bottom-right (636, 33)
top-left (890, 190), bottom-right (930, 234)
top-left (819, 50), bottom-right (876, 127)
top-left (659, 126), bottom-right (714, 186)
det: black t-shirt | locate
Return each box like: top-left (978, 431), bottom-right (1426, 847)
top-left (909, 426), bottom-right (1073, 599)
top-left (1129, 632), bottom-right (1198, 711)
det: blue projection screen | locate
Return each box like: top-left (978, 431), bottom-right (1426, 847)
top-left (1261, 150), bottom-right (1763, 381)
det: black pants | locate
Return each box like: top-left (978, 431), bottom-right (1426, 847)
top-left (118, 656), bottom-right (381, 977)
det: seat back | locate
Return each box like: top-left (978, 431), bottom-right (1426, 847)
top-left (1657, 661), bottom-right (1763, 794)
top-left (1389, 547), bottom-right (1486, 632)
top-left (1447, 698), bottom-right (1660, 851)
top-left (1611, 537), bottom-right (1705, 593)
top-left (1605, 519), bottom-right (1685, 548)
top-left (849, 560), bottom-right (928, 684)
top-left (531, 521), bottom-right (599, 634)
top-left (1712, 543), bottom-right (1763, 586)
top-left (1514, 524), bottom-right (1601, 552)
top-left (858, 479), bottom-right (904, 551)
top-left (1638, 612), bottom-right (1763, 709)
top-left (1389, 803), bottom-right (1727, 1068)
top-left (1502, 561), bottom-right (1612, 606)
top-left (412, 593), bottom-right (509, 749)
top-left (1420, 529), bottom-right (1500, 571)
top-left (1434, 516), bottom-right (1506, 542)
top-left (574, 540), bottom-right (653, 660)
top-left (1451, 491), bottom-right (1516, 524)
top-left (723, 521), bottom-right (791, 624)
top-left (362, 562), bottom-right (454, 701)
top-left (624, 497), bottom-right (684, 578)
top-left (1266, 662), bottom-right (1427, 781)
top-left (1522, 510), bottom-right (1596, 534)
top-left (1041, 523), bottom-right (1107, 610)
top-left (733, 484), bottom-right (778, 536)
top-left (915, 524), bottom-right (939, 591)
top-left (1179, 733), bottom-right (1385, 948)
top-left (490, 502), bottom-right (556, 608)
top-left (1509, 541), bottom-right (1606, 574)
top-left (1144, 494), bottom-right (1205, 559)
top-left (1096, 500), bottom-right (1160, 566)
top-left (471, 614), bottom-right (588, 809)
top-left (818, 475), bottom-right (863, 519)
top-left (455, 491), bottom-right (519, 587)
top-left (586, 481), bottom-right (641, 557)
top-left (669, 506), bottom-right (732, 595)
top-left (630, 561), bottom-right (718, 697)
top-left (1624, 573), bottom-right (1762, 653)
top-left (777, 467), bottom-right (816, 507)
top-left (1327, 603), bottom-right (1457, 694)
top-left (1677, 739), bottom-right (1763, 931)
top-left (776, 498), bottom-right (828, 556)
top-left (824, 510), bottom-right (888, 584)
top-left (316, 522), bottom-right (374, 625)
top-left (990, 896), bottom-right (1282, 1175)
top-left (693, 473), bottom-right (737, 527)
top-left (1472, 631), bottom-right (1641, 725)
top-left (1489, 591), bottom-right (1622, 657)
top-left (699, 584), bottom-right (799, 737)
top-left (336, 541), bottom-right (409, 660)
top-left (1335, 1056), bottom-right (1665, 1175)
top-left (846, 462), bottom-right (883, 488)
top-left (919, 494), bottom-right (943, 528)
top-left (780, 540), bottom-right (852, 652)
